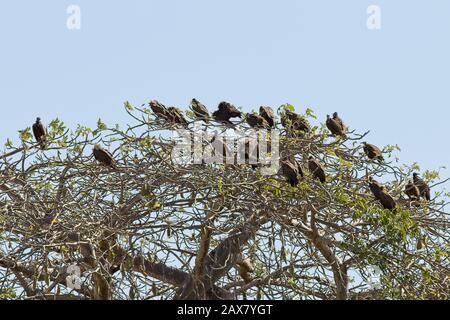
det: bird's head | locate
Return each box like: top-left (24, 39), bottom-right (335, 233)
top-left (94, 144), bottom-right (101, 150)
top-left (326, 114), bottom-right (331, 120)
top-left (308, 155), bottom-right (313, 160)
top-left (333, 112), bottom-right (339, 118)
top-left (36, 117), bottom-right (41, 123)
top-left (413, 172), bottom-right (419, 178)
top-left (362, 142), bottom-right (367, 145)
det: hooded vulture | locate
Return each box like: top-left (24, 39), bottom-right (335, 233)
top-left (363, 142), bottom-right (384, 162)
top-left (32, 117), bottom-right (47, 149)
top-left (333, 112), bottom-right (347, 133)
top-left (190, 98), bottom-right (210, 123)
top-left (149, 100), bottom-right (171, 121)
top-left (280, 158), bottom-right (303, 186)
top-left (405, 180), bottom-right (420, 201)
top-left (326, 114), bottom-right (345, 136)
top-left (281, 110), bottom-right (310, 134)
top-left (93, 144), bottom-right (115, 168)
top-left (368, 177), bottom-right (384, 200)
top-left (308, 156), bottom-right (326, 183)
top-left (413, 173), bottom-right (431, 201)
top-left (259, 106), bottom-right (275, 128)
top-left (167, 107), bottom-right (189, 128)
top-left (368, 177), bottom-right (396, 210)
top-left (212, 101), bottom-right (242, 126)
top-left (246, 113), bottom-right (270, 129)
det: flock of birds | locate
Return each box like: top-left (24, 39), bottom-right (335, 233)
top-left (30, 99), bottom-right (431, 212)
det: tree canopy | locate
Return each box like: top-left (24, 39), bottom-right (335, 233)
top-left (0, 101), bottom-right (449, 300)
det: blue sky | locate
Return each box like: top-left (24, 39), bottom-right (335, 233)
top-left (0, 1), bottom-right (449, 183)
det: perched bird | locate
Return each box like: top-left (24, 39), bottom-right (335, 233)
top-left (190, 98), bottom-right (210, 123)
top-left (326, 114), bottom-right (345, 136)
top-left (246, 113), bottom-right (270, 129)
top-left (281, 110), bottom-right (310, 134)
top-left (308, 156), bottom-right (326, 183)
top-left (32, 117), bottom-right (47, 149)
top-left (333, 112), bottom-right (347, 133)
top-left (368, 177), bottom-right (396, 210)
top-left (212, 101), bottom-right (242, 126)
top-left (368, 177), bottom-right (384, 200)
top-left (413, 173), bottom-right (431, 201)
top-left (378, 189), bottom-right (397, 210)
top-left (149, 100), bottom-right (170, 121)
top-left (363, 142), bottom-right (384, 162)
top-left (259, 106), bottom-right (275, 128)
top-left (280, 158), bottom-right (302, 187)
top-left (405, 180), bottom-right (420, 201)
top-left (93, 144), bottom-right (115, 168)
top-left (167, 107), bottom-right (188, 128)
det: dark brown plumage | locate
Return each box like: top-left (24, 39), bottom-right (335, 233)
top-left (368, 177), bottom-right (384, 200)
top-left (280, 158), bottom-right (302, 187)
top-left (363, 142), bottom-right (384, 162)
top-left (405, 180), bottom-right (420, 201)
top-left (93, 144), bottom-right (115, 168)
top-left (190, 98), bottom-right (210, 123)
top-left (308, 156), bottom-right (325, 183)
top-left (368, 177), bottom-right (396, 210)
top-left (149, 100), bottom-right (171, 121)
top-left (326, 114), bottom-right (345, 136)
top-left (212, 101), bottom-right (242, 126)
top-left (413, 173), bottom-right (431, 201)
top-left (246, 113), bottom-right (270, 129)
top-left (281, 110), bottom-right (310, 134)
top-left (167, 107), bottom-right (188, 128)
top-left (332, 112), bottom-right (347, 133)
top-left (259, 106), bottom-right (275, 128)
top-left (32, 117), bottom-right (47, 149)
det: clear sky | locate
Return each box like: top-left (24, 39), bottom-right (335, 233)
top-left (0, 1), bottom-right (449, 184)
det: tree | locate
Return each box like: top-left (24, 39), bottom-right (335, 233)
top-left (0, 102), bottom-right (449, 300)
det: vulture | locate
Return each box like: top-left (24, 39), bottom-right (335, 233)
top-left (149, 100), bottom-right (170, 121)
top-left (368, 177), bottom-right (384, 200)
top-left (405, 180), bottom-right (420, 201)
top-left (281, 110), bottom-right (310, 134)
top-left (246, 113), bottom-right (270, 129)
top-left (326, 114), bottom-right (345, 136)
top-left (93, 144), bottom-right (115, 168)
top-left (280, 158), bottom-right (303, 187)
top-left (236, 258), bottom-right (254, 284)
top-left (308, 156), bottom-right (326, 183)
top-left (212, 101), bottom-right (242, 126)
top-left (259, 106), bottom-right (275, 128)
top-left (190, 98), bottom-right (210, 123)
top-left (333, 112), bottom-right (347, 133)
top-left (32, 117), bottom-right (47, 149)
top-left (413, 173), bottom-right (431, 201)
top-left (167, 107), bottom-right (189, 128)
top-left (368, 177), bottom-right (396, 210)
top-left (363, 142), bottom-right (384, 162)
